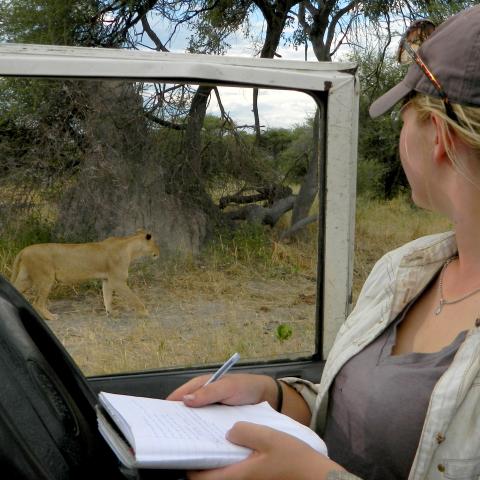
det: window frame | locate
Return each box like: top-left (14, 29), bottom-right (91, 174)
top-left (0, 43), bottom-right (359, 395)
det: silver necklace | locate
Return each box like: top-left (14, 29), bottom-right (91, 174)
top-left (435, 255), bottom-right (480, 315)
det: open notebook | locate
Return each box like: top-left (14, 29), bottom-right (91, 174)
top-left (97, 391), bottom-right (328, 470)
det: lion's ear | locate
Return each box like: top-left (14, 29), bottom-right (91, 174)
top-left (146, 234), bottom-right (152, 240)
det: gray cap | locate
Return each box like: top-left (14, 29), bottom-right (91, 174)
top-left (369, 5), bottom-right (480, 118)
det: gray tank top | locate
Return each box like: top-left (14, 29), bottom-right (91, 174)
top-left (323, 305), bottom-right (467, 480)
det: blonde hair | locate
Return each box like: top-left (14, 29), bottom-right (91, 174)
top-left (410, 95), bottom-right (480, 181)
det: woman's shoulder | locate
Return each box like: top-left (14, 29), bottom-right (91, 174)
top-left (372, 231), bottom-right (455, 274)
top-left (336, 231), bottom-right (456, 342)
top-left (356, 231), bottom-right (455, 301)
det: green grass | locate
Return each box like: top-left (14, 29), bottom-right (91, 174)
top-left (0, 212), bottom-right (54, 277)
top-left (201, 222), bottom-right (312, 278)
top-left (1, 193), bottom-right (452, 300)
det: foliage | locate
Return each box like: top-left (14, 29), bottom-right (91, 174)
top-left (187, 0), bottom-right (253, 54)
top-left (200, 115), bottom-right (273, 187)
top-left (276, 323), bottom-right (293, 342)
top-left (206, 222), bottom-right (274, 268)
top-left (277, 123), bottom-right (315, 181)
top-left (0, 0), bottom-right (97, 196)
top-left (2, 0), bottom-right (478, 243)
top-left (202, 222), bottom-right (306, 277)
top-left (350, 1), bottom-right (478, 198)
top-left (0, 0), bottom-right (97, 45)
top-left (352, 50), bottom-right (407, 198)
top-left (416, 0), bottom-right (479, 22)
top-left (356, 158), bottom-right (388, 198)
top-left (150, 109), bottom-right (318, 203)
top-left (0, 211), bottom-right (54, 276)
top-left (0, 78), bottom-right (86, 185)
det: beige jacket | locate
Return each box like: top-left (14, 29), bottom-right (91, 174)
top-left (284, 231), bottom-right (480, 480)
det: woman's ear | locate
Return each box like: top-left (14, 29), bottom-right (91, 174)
top-left (430, 112), bottom-right (452, 166)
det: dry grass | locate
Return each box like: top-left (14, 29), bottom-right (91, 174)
top-left (0, 194), bottom-right (452, 376)
top-left (353, 194), bottom-right (452, 302)
top-left (46, 261), bottom-right (318, 376)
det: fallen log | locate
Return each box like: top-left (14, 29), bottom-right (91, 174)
top-left (279, 214), bottom-right (318, 240)
top-left (219, 184), bottom-right (293, 209)
top-left (225, 195), bottom-right (296, 227)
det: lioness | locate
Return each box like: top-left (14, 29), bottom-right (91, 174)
top-left (10, 229), bottom-right (160, 321)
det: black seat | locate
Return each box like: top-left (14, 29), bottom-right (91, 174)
top-left (0, 275), bottom-right (125, 480)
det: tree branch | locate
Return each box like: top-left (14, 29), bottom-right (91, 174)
top-left (329, 10), bottom-right (359, 57)
top-left (280, 214), bottom-right (318, 240)
top-left (325, 0), bottom-right (357, 55)
top-left (141, 16), bottom-right (169, 52)
top-left (145, 112), bottom-right (185, 130)
top-left (253, 0), bottom-right (275, 23)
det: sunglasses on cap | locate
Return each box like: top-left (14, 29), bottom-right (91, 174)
top-left (397, 19), bottom-right (460, 124)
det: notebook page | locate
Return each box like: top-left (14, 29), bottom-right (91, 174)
top-left (100, 393), bottom-right (251, 463)
top-left (99, 392), bottom-right (327, 469)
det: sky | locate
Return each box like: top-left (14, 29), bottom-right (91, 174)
top-left (140, 14), bottom-right (322, 130)
top-left (139, 11), bottom-right (403, 130)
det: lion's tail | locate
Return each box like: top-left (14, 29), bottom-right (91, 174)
top-left (10, 251), bottom-right (22, 284)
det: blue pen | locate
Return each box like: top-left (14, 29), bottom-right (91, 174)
top-left (203, 352), bottom-right (241, 386)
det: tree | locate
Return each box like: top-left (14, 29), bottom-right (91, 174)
top-left (0, 0), bottom-right (97, 45)
top-left (355, 50), bottom-right (406, 198)
top-left (286, 0), bottom-right (478, 230)
top-left (0, 1), bottom-right (216, 252)
top-left (3, 0), bottom-right (477, 253)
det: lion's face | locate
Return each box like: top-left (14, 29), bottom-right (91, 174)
top-left (143, 233), bottom-right (160, 258)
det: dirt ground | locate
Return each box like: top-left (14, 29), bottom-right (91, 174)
top-left (45, 267), bottom-right (318, 376)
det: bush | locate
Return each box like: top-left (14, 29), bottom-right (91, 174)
top-left (0, 212), bottom-right (54, 276)
top-left (202, 222), bottom-right (309, 278)
top-left (0, 212), bottom-right (53, 249)
top-left (205, 223), bottom-right (273, 268)
top-left (356, 157), bottom-right (388, 198)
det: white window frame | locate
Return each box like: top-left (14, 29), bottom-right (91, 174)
top-left (0, 43), bottom-right (359, 360)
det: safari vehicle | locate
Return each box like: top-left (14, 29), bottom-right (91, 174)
top-left (0, 43), bottom-right (358, 479)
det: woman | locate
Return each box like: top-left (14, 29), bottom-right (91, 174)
top-left (168, 6), bottom-right (480, 479)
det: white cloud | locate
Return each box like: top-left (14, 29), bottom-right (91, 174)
top-left (141, 13), bottom-right (319, 129)
top-left (207, 87), bottom-right (316, 129)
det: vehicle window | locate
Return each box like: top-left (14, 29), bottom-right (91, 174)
top-left (0, 76), bottom-right (321, 376)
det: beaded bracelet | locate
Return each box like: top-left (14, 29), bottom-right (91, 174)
top-left (275, 379), bottom-right (284, 412)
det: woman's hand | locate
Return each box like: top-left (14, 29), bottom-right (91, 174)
top-left (167, 373), bottom-right (278, 409)
top-left (187, 422), bottom-right (345, 480)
